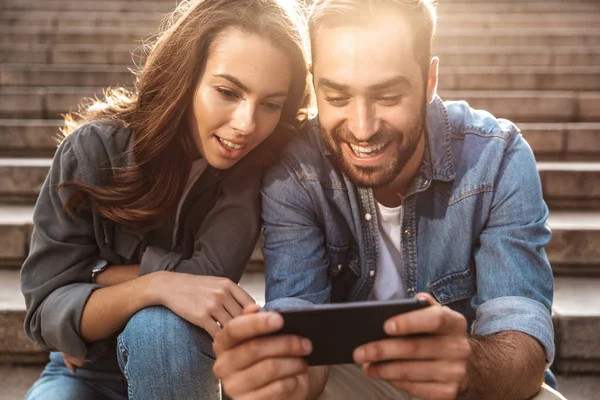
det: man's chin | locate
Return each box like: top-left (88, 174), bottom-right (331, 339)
top-left (341, 163), bottom-right (397, 189)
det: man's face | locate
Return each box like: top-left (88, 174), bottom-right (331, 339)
top-left (312, 13), bottom-right (434, 188)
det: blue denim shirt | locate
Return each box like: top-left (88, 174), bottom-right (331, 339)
top-left (261, 95), bottom-right (555, 363)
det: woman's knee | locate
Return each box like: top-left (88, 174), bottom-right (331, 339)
top-left (118, 306), bottom-right (213, 361)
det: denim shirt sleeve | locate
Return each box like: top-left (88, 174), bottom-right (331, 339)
top-left (261, 161), bottom-right (331, 305)
top-left (471, 133), bottom-right (555, 363)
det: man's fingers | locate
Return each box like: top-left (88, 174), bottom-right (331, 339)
top-left (221, 357), bottom-right (307, 396)
top-left (214, 334), bottom-right (311, 378)
top-left (213, 312), bottom-right (283, 354)
top-left (354, 335), bottom-right (471, 363)
top-left (388, 380), bottom-right (461, 400)
top-left (364, 360), bottom-right (467, 384)
top-left (383, 300), bottom-right (467, 336)
top-left (235, 376), bottom-right (301, 400)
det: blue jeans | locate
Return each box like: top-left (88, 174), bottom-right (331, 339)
top-left (26, 306), bottom-right (222, 399)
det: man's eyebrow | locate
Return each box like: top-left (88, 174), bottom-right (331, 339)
top-left (318, 78), bottom-right (351, 92)
top-left (214, 73), bottom-right (288, 98)
top-left (368, 76), bottom-right (412, 92)
top-left (318, 76), bottom-right (412, 93)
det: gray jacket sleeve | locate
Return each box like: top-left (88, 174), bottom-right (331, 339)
top-left (139, 160), bottom-right (263, 284)
top-left (20, 129), bottom-right (108, 360)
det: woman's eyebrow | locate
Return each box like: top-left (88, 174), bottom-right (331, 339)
top-left (214, 73), bottom-right (288, 98)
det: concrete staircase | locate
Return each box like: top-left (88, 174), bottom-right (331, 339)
top-left (0, 0), bottom-right (599, 398)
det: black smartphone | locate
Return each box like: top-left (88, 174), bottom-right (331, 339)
top-left (267, 298), bottom-right (430, 366)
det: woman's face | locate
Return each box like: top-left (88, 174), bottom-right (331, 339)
top-left (188, 27), bottom-right (293, 169)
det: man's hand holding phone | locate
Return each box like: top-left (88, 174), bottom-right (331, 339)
top-left (213, 305), bottom-right (312, 400)
top-left (353, 293), bottom-right (472, 400)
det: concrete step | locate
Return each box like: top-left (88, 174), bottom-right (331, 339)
top-left (0, 206), bottom-right (598, 275)
top-left (0, 119), bottom-right (61, 157)
top-left (2, 0), bottom-right (598, 13)
top-left (0, 0), bottom-right (175, 13)
top-left (3, 64), bottom-right (599, 91)
top-left (3, 11), bottom-right (599, 29)
top-left (521, 123), bottom-right (600, 161)
top-left (439, 90), bottom-right (600, 123)
top-left (539, 163), bottom-right (600, 210)
top-left (2, 120), bottom-right (598, 161)
top-left (3, 87), bottom-right (599, 122)
top-left (553, 276), bottom-right (600, 374)
top-left (3, 26), bottom-right (600, 47)
top-left (436, 46), bottom-right (600, 67)
top-left (0, 44), bottom-right (141, 65)
top-left (434, 28), bottom-right (600, 47)
top-left (5, 43), bottom-right (600, 67)
top-left (0, 64), bottom-right (135, 87)
top-left (437, 2), bottom-right (600, 14)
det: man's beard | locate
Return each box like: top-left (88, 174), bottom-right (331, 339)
top-left (320, 105), bottom-right (426, 189)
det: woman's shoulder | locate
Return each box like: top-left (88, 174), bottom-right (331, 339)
top-left (58, 120), bottom-right (133, 183)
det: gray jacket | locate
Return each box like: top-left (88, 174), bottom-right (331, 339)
top-left (20, 121), bottom-right (263, 360)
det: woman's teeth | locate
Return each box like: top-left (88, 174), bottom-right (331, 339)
top-left (349, 142), bottom-right (386, 157)
top-left (218, 137), bottom-right (244, 150)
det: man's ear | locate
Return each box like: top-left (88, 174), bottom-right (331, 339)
top-left (427, 57), bottom-right (439, 104)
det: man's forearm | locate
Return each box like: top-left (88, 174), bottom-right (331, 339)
top-left (458, 331), bottom-right (546, 400)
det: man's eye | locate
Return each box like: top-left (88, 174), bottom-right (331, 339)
top-left (216, 88), bottom-right (239, 100)
top-left (377, 95), bottom-right (403, 106)
top-left (325, 97), bottom-right (350, 107)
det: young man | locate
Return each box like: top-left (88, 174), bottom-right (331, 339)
top-left (213, 1), bottom-right (564, 399)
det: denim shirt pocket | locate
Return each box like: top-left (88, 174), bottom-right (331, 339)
top-left (327, 243), bottom-right (360, 302)
top-left (428, 268), bottom-right (476, 305)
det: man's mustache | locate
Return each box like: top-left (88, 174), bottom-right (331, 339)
top-left (331, 124), bottom-right (400, 145)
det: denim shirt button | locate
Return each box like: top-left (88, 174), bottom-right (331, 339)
top-left (369, 270), bottom-right (375, 277)
top-left (407, 287), bottom-right (415, 295)
top-left (404, 230), bottom-right (413, 238)
top-left (364, 213), bottom-right (373, 221)
top-left (336, 264), bottom-right (342, 271)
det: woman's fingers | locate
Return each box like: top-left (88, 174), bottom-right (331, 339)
top-left (228, 282), bottom-right (256, 308)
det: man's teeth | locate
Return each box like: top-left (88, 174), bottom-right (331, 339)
top-left (349, 143), bottom-right (386, 157)
top-left (218, 137), bottom-right (243, 150)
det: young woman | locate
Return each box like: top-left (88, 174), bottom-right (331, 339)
top-left (20, 0), bottom-right (309, 398)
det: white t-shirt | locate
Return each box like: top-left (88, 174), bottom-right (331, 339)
top-left (371, 201), bottom-right (406, 300)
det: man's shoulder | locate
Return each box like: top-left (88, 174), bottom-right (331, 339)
top-left (443, 99), bottom-right (521, 146)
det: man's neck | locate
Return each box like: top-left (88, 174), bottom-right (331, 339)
top-left (373, 134), bottom-right (425, 208)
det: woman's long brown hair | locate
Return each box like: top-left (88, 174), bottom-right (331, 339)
top-left (60, 0), bottom-right (310, 233)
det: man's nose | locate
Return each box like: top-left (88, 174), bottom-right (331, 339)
top-left (347, 100), bottom-right (379, 142)
top-left (230, 100), bottom-right (257, 135)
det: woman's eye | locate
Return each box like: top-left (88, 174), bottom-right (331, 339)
top-left (263, 102), bottom-right (283, 112)
top-left (325, 97), bottom-right (350, 107)
top-left (216, 87), bottom-right (239, 100)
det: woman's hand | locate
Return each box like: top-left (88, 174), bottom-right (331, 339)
top-left (153, 272), bottom-right (256, 338)
top-left (62, 353), bottom-right (86, 373)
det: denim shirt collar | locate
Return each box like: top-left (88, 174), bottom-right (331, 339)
top-left (310, 94), bottom-right (456, 195)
